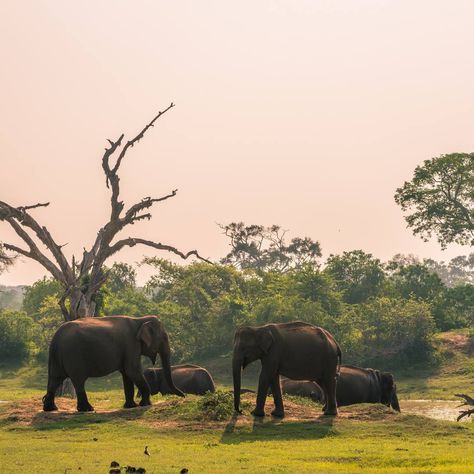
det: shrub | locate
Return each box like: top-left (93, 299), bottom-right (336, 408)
top-left (0, 310), bottom-right (36, 361)
top-left (198, 390), bottom-right (236, 421)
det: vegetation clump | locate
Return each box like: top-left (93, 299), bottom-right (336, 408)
top-left (198, 390), bottom-right (238, 421)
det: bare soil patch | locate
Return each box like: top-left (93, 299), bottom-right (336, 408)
top-left (439, 332), bottom-right (474, 356)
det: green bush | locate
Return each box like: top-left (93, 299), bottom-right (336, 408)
top-left (0, 310), bottom-right (36, 361)
top-left (198, 390), bottom-right (236, 421)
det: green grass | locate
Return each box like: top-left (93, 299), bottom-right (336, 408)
top-left (0, 400), bottom-right (473, 473)
top-left (0, 330), bottom-right (473, 473)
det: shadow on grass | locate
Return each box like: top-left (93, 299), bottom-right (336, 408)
top-left (30, 405), bottom-right (152, 431)
top-left (220, 413), bottom-right (336, 444)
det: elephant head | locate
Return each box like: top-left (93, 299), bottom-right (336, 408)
top-left (380, 372), bottom-right (400, 412)
top-left (232, 326), bottom-right (274, 413)
top-left (137, 318), bottom-right (184, 398)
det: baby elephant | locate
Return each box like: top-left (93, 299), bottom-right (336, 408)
top-left (142, 364), bottom-right (215, 396)
top-left (280, 377), bottom-right (324, 403)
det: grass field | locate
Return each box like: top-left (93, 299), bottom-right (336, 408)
top-left (0, 330), bottom-right (472, 473)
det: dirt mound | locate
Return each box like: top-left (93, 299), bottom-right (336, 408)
top-left (0, 395), bottom-right (400, 431)
top-left (439, 332), bottom-right (474, 356)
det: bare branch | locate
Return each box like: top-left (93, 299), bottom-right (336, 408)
top-left (0, 200), bottom-right (73, 282)
top-left (112, 103), bottom-right (175, 174)
top-left (3, 217), bottom-right (65, 282)
top-left (123, 190), bottom-right (178, 223)
top-left (107, 237), bottom-right (212, 264)
top-left (18, 202), bottom-right (50, 212)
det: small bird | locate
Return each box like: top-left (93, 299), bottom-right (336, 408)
top-left (144, 446), bottom-right (150, 456)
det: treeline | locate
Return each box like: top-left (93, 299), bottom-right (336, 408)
top-left (1, 248), bottom-right (472, 369)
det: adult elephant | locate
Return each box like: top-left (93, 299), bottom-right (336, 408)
top-left (279, 366), bottom-right (400, 411)
top-left (232, 321), bottom-right (341, 417)
top-left (280, 377), bottom-right (324, 403)
top-left (335, 365), bottom-right (400, 411)
top-left (42, 315), bottom-right (184, 412)
top-left (141, 364), bottom-right (215, 396)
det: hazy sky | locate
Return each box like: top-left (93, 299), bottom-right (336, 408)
top-left (1, 0), bottom-right (472, 286)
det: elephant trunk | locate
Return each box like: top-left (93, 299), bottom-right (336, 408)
top-left (391, 390), bottom-right (401, 412)
top-left (159, 343), bottom-right (185, 398)
top-left (232, 354), bottom-right (242, 413)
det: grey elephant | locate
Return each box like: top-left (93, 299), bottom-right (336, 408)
top-left (280, 377), bottom-right (324, 402)
top-left (280, 365), bottom-right (400, 412)
top-left (141, 364), bottom-right (215, 396)
top-left (42, 315), bottom-right (184, 412)
top-left (335, 365), bottom-right (400, 411)
top-left (233, 321), bottom-right (342, 417)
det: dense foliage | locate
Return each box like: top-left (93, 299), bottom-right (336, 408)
top-left (395, 153), bottom-right (473, 248)
top-left (3, 251), bottom-right (472, 369)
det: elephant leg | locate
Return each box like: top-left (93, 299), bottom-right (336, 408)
top-left (321, 376), bottom-right (338, 416)
top-left (270, 376), bottom-right (284, 418)
top-left (121, 372), bottom-right (138, 409)
top-left (127, 372), bottom-right (151, 407)
top-left (43, 375), bottom-right (66, 411)
top-left (252, 370), bottom-right (272, 417)
top-left (71, 378), bottom-right (94, 412)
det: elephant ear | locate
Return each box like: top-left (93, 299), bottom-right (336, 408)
top-left (137, 321), bottom-right (154, 348)
top-left (259, 329), bottom-right (274, 354)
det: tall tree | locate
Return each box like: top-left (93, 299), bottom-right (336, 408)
top-left (394, 153), bottom-right (473, 248)
top-left (325, 250), bottom-right (385, 304)
top-left (220, 222), bottom-right (321, 272)
top-left (0, 103), bottom-right (208, 321)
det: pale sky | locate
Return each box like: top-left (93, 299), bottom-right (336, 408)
top-left (1, 0), bottom-right (472, 286)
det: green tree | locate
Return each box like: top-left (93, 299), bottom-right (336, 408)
top-left (432, 284), bottom-right (474, 330)
top-left (325, 250), bottom-right (385, 304)
top-left (22, 277), bottom-right (62, 317)
top-left (220, 222), bottom-right (321, 272)
top-left (389, 264), bottom-right (445, 301)
top-left (106, 262), bottom-right (137, 294)
top-left (395, 153), bottom-right (474, 248)
top-left (0, 310), bottom-right (36, 361)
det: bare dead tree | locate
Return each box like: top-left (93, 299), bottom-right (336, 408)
top-left (0, 103), bottom-right (210, 321)
top-left (455, 393), bottom-right (474, 421)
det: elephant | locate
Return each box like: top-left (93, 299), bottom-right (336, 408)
top-left (279, 377), bottom-right (324, 403)
top-left (335, 365), bottom-right (400, 411)
top-left (42, 315), bottom-right (184, 412)
top-left (141, 364), bottom-right (215, 396)
top-left (232, 321), bottom-right (342, 417)
top-left (278, 365), bottom-right (400, 412)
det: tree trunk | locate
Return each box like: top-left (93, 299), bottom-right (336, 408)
top-left (56, 288), bottom-right (97, 398)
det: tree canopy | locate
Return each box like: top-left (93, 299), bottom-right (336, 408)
top-left (394, 153), bottom-right (474, 248)
top-left (220, 222), bottom-right (321, 272)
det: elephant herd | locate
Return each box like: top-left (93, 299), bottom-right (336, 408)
top-left (42, 316), bottom-right (400, 417)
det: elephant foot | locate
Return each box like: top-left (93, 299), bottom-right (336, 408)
top-left (271, 409), bottom-right (285, 418)
top-left (42, 394), bottom-right (58, 412)
top-left (323, 408), bottom-right (338, 416)
top-left (139, 399), bottom-right (152, 407)
top-left (251, 408), bottom-right (265, 417)
top-left (43, 401), bottom-right (58, 412)
top-left (123, 401), bottom-right (138, 409)
top-left (77, 403), bottom-right (94, 412)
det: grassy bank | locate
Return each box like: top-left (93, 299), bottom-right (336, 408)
top-left (0, 330), bottom-right (472, 473)
top-left (0, 395), bottom-right (473, 473)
